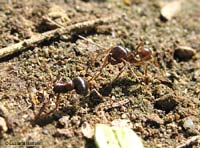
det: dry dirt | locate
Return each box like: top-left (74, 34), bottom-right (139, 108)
top-left (0, 0), bottom-right (200, 148)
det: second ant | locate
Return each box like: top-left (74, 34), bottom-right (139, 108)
top-left (34, 76), bottom-right (104, 120)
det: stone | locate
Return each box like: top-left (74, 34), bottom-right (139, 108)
top-left (174, 46), bottom-right (196, 61)
top-left (146, 114), bottom-right (164, 128)
top-left (81, 122), bottom-right (94, 139)
top-left (0, 117), bottom-right (8, 132)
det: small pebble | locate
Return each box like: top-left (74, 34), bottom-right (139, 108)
top-left (160, 0), bottom-right (182, 21)
top-left (146, 114), bottom-right (164, 128)
top-left (42, 129), bottom-right (49, 135)
top-left (164, 113), bottom-right (175, 123)
top-left (123, 0), bottom-right (131, 5)
top-left (43, 48), bottom-right (49, 57)
top-left (133, 123), bottom-right (144, 133)
top-left (183, 118), bottom-right (195, 130)
top-left (193, 70), bottom-right (200, 81)
top-left (111, 119), bottom-right (133, 128)
top-left (48, 4), bottom-right (70, 22)
top-left (156, 143), bottom-right (163, 148)
top-left (0, 105), bottom-right (9, 117)
top-left (81, 122), bottom-right (94, 139)
top-left (174, 46), bottom-right (196, 61)
top-left (76, 65), bottom-right (83, 71)
top-left (121, 113), bottom-right (128, 119)
top-left (54, 128), bottom-right (73, 138)
top-left (0, 117), bottom-right (8, 132)
top-left (58, 116), bottom-right (70, 127)
top-left (182, 118), bottom-right (199, 135)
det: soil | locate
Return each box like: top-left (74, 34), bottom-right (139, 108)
top-left (0, 0), bottom-right (200, 148)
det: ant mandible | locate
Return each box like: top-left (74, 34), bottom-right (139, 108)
top-left (79, 35), bottom-right (153, 84)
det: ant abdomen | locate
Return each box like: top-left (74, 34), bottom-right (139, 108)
top-left (73, 77), bottom-right (89, 95)
top-left (108, 46), bottom-right (129, 65)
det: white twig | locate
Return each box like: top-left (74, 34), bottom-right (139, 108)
top-left (0, 15), bottom-right (121, 59)
top-left (176, 135), bottom-right (200, 148)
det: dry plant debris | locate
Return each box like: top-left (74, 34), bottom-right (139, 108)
top-left (160, 0), bottom-right (183, 21)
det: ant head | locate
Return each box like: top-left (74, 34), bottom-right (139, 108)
top-left (138, 47), bottom-right (152, 61)
top-left (53, 81), bottom-right (74, 93)
top-left (135, 41), bottom-right (152, 61)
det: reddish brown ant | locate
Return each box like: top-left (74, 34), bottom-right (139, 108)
top-left (79, 35), bottom-right (154, 84)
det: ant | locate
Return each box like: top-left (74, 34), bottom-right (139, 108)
top-left (34, 77), bottom-right (103, 119)
top-left (79, 35), bottom-right (154, 84)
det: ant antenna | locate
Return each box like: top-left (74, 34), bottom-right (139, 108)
top-left (78, 35), bottom-right (106, 49)
top-left (78, 35), bottom-right (110, 76)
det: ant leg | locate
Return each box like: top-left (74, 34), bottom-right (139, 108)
top-left (42, 93), bottom-right (61, 118)
top-left (152, 56), bottom-right (165, 77)
top-left (78, 35), bottom-right (112, 72)
top-left (135, 41), bottom-right (144, 54)
top-left (85, 53), bottom-right (94, 74)
top-left (94, 47), bottom-right (113, 61)
top-left (78, 35), bottom-right (106, 50)
top-left (90, 54), bottom-right (109, 81)
top-left (91, 89), bottom-right (104, 100)
top-left (87, 48), bottom-right (113, 80)
top-left (125, 61), bottom-right (140, 82)
top-left (78, 35), bottom-right (112, 62)
top-left (34, 99), bottom-right (50, 120)
top-left (133, 61), bottom-right (149, 84)
top-left (34, 90), bottom-right (51, 120)
top-left (36, 93), bottom-right (61, 119)
top-left (111, 61), bottom-right (127, 83)
top-left (131, 60), bottom-right (149, 83)
top-left (144, 63), bottom-right (149, 84)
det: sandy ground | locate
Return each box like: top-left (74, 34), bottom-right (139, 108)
top-left (0, 0), bottom-right (200, 147)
